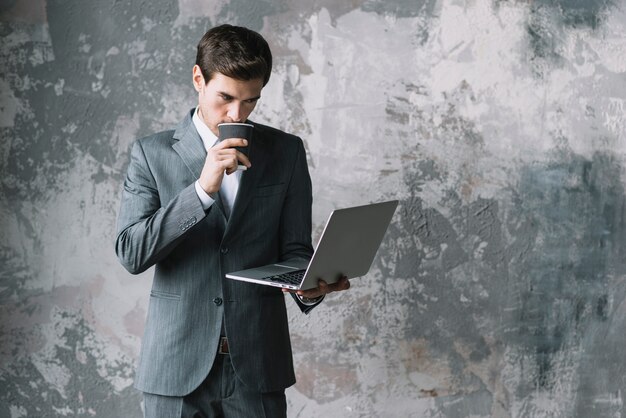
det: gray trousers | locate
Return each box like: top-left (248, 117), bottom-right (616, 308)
top-left (143, 353), bottom-right (287, 418)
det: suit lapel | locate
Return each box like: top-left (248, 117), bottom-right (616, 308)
top-left (172, 110), bottom-right (228, 220)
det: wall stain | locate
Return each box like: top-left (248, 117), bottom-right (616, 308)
top-left (508, 150), bottom-right (626, 398)
top-left (521, 0), bottom-right (617, 76)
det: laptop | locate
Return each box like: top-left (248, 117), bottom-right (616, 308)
top-left (226, 200), bottom-right (398, 290)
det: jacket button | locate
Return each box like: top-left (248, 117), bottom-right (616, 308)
top-left (213, 297), bottom-right (223, 306)
top-left (220, 247), bottom-right (229, 254)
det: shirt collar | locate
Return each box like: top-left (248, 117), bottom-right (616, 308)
top-left (192, 107), bottom-right (218, 152)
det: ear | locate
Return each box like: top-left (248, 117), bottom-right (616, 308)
top-left (192, 65), bottom-right (205, 92)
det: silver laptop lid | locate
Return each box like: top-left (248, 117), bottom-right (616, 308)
top-left (298, 199), bottom-right (398, 289)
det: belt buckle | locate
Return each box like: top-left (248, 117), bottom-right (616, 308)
top-left (218, 336), bottom-right (229, 355)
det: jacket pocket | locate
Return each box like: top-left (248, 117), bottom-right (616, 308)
top-left (150, 289), bottom-right (181, 300)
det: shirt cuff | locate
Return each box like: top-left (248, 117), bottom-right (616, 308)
top-left (195, 180), bottom-right (215, 211)
top-left (296, 294), bottom-right (325, 306)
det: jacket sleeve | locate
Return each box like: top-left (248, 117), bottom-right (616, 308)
top-left (280, 138), bottom-right (322, 314)
top-left (115, 140), bottom-right (207, 274)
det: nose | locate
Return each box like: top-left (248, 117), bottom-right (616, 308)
top-left (227, 102), bottom-right (243, 122)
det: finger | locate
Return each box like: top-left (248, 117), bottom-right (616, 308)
top-left (325, 277), bottom-right (349, 293)
top-left (310, 279), bottom-right (326, 295)
top-left (297, 289), bottom-right (322, 298)
top-left (236, 151), bottom-right (251, 168)
top-left (214, 138), bottom-right (248, 149)
top-left (218, 154), bottom-right (239, 174)
top-left (225, 164), bottom-right (239, 175)
top-left (297, 282), bottom-right (323, 297)
top-left (214, 149), bottom-right (250, 171)
top-left (338, 276), bottom-right (350, 290)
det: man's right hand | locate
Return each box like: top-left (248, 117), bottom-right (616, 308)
top-left (198, 138), bottom-right (251, 195)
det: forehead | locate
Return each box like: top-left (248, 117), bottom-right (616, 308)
top-left (207, 73), bottom-right (264, 97)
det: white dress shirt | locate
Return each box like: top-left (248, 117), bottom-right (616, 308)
top-left (192, 108), bottom-right (242, 217)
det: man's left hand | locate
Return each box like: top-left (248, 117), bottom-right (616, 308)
top-left (282, 276), bottom-right (351, 299)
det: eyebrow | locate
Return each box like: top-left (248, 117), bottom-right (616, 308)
top-left (218, 91), bottom-right (261, 101)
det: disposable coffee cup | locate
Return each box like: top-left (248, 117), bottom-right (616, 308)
top-left (217, 122), bottom-right (253, 170)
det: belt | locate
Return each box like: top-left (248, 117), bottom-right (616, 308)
top-left (218, 336), bottom-right (230, 355)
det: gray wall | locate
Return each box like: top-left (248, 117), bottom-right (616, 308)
top-left (2, 0), bottom-right (626, 417)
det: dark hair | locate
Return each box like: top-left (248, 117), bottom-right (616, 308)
top-left (195, 24), bottom-right (272, 86)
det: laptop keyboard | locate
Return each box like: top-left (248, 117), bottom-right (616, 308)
top-left (267, 270), bottom-right (305, 285)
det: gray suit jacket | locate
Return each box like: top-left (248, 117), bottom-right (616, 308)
top-left (115, 109), bottom-right (316, 396)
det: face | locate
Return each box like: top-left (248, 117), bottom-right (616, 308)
top-left (193, 66), bottom-right (264, 136)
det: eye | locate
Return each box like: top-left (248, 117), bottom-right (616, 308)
top-left (220, 93), bottom-right (233, 101)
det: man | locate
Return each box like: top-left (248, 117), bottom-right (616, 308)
top-left (115, 24), bottom-right (350, 417)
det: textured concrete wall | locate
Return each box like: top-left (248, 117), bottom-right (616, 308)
top-left (2, 0), bottom-right (626, 417)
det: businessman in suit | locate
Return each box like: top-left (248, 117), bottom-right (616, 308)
top-left (115, 24), bottom-right (350, 417)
